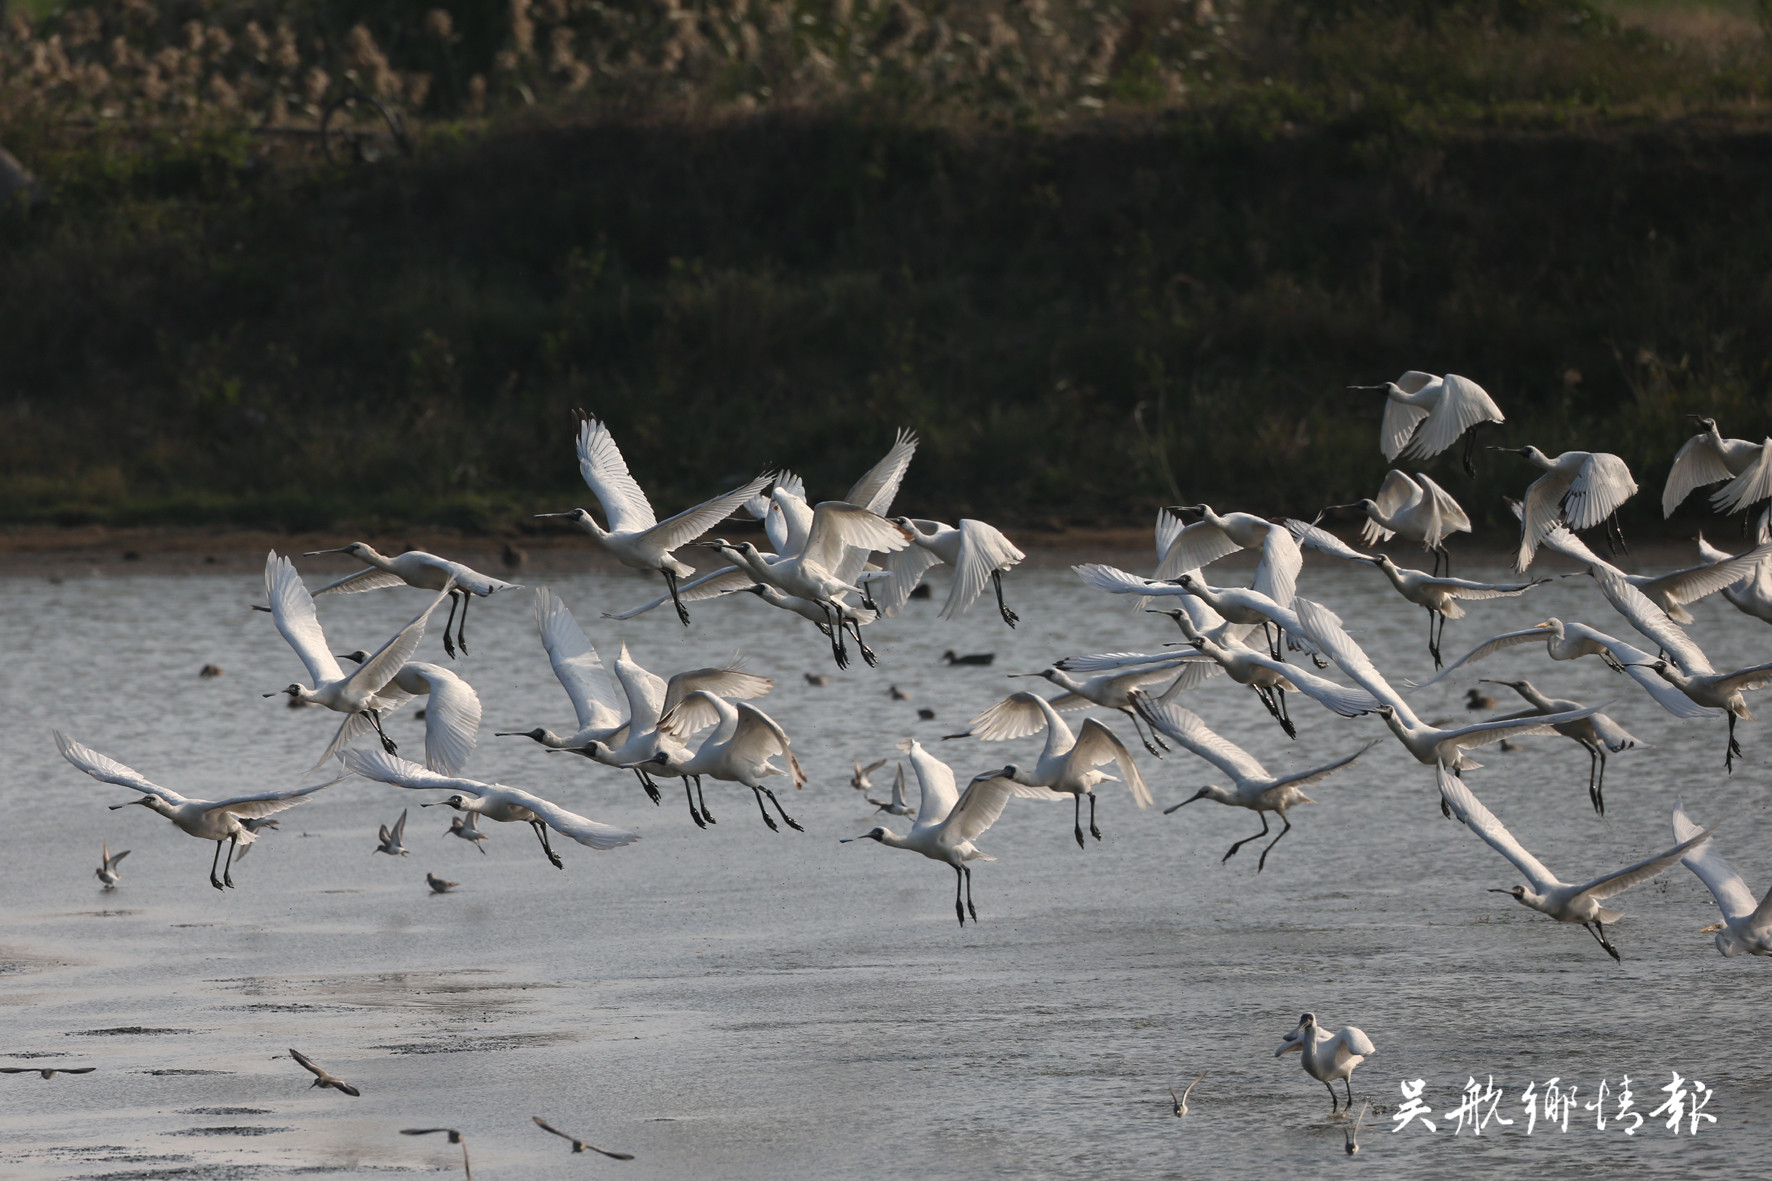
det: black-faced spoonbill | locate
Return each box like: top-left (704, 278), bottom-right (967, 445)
top-left (1352, 370), bottom-right (1503, 474)
top-left (302, 541), bottom-right (521, 659)
top-left (1663, 415), bottom-right (1772, 517)
top-left (875, 516), bottom-right (1026, 627)
top-left (1275, 1012), bottom-right (1375, 1115)
top-left (1476, 679), bottom-right (1642, 814)
top-left (653, 690), bottom-right (807, 832)
top-left (1310, 471), bottom-right (1470, 575)
top-left (1499, 445), bottom-right (1638, 567)
top-left (1672, 799), bottom-right (1772, 957)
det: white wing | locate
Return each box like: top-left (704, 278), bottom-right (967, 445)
top-left (1132, 697), bottom-right (1268, 782)
top-left (959, 692), bottom-right (1059, 742)
top-left (1402, 373), bottom-right (1503, 459)
top-left (612, 643), bottom-right (670, 733)
top-left (265, 551), bottom-right (344, 685)
top-left (1250, 527), bottom-right (1302, 609)
top-left (1379, 398), bottom-right (1430, 461)
top-left (876, 543), bottom-right (945, 616)
top-left (1587, 566), bottom-right (1712, 675)
top-left (398, 663), bottom-right (482, 776)
top-left (844, 428), bottom-right (919, 515)
top-left (1158, 521), bottom-right (1243, 583)
top-left (206, 781), bottom-right (332, 819)
top-left (1285, 519), bottom-right (1378, 564)
top-left (1711, 441), bottom-right (1772, 514)
top-left (902, 739), bottom-right (961, 831)
top-left (800, 502), bottom-right (913, 572)
top-left (340, 585), bottom-right (453, 698)
top-left (1436, 765), bottom-right (1560, 893)
top-left (492, 784), bottom-right (642, 850)
top-left (1154, 508), bottom-right (1185, 565)
top-left (343, 747), bottom-right (491, 795)
top-left (56, 732), bottom-right (192, 807)
top-left (1291, 598), bottom-right (1413, 721)
top-left (728, 704), bottom-right (806, 789)
top-left (1672, 800), bottom-right (1758, 924)
top-left (575, 413), bottom-right (657, 534)
top-left (1414, 473), bottom-right (1473, 539)
top-left (1371, 470), bottom-right (1421, 521)
top-left (602, 567), bottom-right (751, 621)
top-left (1068, 720), bottom-right (1151, 807)
top-left (1073, 563), bottom-right (1189, 597)
top-left (939, 519), bottom-right (1025, 621)
top-left (1271, 662), bottom-right (1383, 718)
top-left (662, 664), bottom-right (773, 722)
top-left (1333, 1026), bottom-right (1378, 1063)
top-left (636, 472), bottom-right (775, 556)
top-left (1569, 826), bottom-right (1715, 902)
top-left (1516, 467), bottom-right (1575, 570)
top-left (1663, 432), bottom-right (1733, 517)
top-left (312, 567), bottom-right (408, 596)
top-left (1561, 453), bottom-right (1638, 533)
top-left (943, 774), bottom-right (1061, 844)
top-left (1408, 626), bottom-right (1553, 690)
top-left (534, 589), bottom-right (626, 732)
top-left (1639, 543), bottom-right (1772, 609)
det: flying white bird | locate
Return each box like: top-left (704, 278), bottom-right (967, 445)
top-left (948, 691), bottom-right (1150, 849)
top-left (536, 410), bottom-right (770, 626)
top-left (318, 660), bottom-right (482, 776)
top-left (1307, 471), bottom-right (1472, 576)
top-left (374, 808), bottom-right (409, 856)
top-left (1276, 1012), bottom-right (1376, 1115)
top-left (1663, 416), bottom-right (1772, 517)
top-left (652, 690), bottom-right (807, 832)
top-left (1474, 679), bottom-right (1642, 815)
top-left (302, 542), bottom-right (521, 658)
top-left (1355, 370), bottom-right (1505, 473)
top-left (1152, 506), bottom-right (1301, 606)
top-left (344, 748), bottom-right (640, 868)
top-left (1136, 694), bottom-right (1375, 871)
top-left (1697, 513), bottom-right (1772, 625)
top-left (877, 516), bottom-right (1027, 627)
top-left (1009, 658), bottom-right (1199, 756)
top-left (1170, 1073), bottom-right (1204, 1117)
top-left (840, 739), bottom-right (1061, 925)
top-left (497, 589), bottom-right (629, 752)
top-left (57, 732), bottom-right (328, 891)
top-left (262, 550), bottom-right (451, 766)
top-left (1437, 765), bottom-right (1711, 961)
top-left (1500, 445), bottom-right (1638, 569)
top-left (95, 841), bottom-right (129, 889)
top-left (1672, 799), bottom-right (1772, 957)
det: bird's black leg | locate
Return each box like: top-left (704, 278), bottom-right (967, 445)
top-left (824, 604), bottom-right (849, 670)
top-left (531, 820), bottom-right (564, 868)
top-left (993, 570), bottom-right (1019, 628)
top-left (1427, 608), bottom-right (1441, 670)
top-left (1088, 792), bottom-right (1101, 841)
top-left (953, 864), bottom-right (966, 926)
top-left (1072, 795), bottom-right (1086, 850)
top-left (222, 834), bottom-right (238, 888)
top-left (683, 780), bottom-right (706, 829)
top-left (963, 864), bottom-right (978, 921)
top-left (664, 569), bottom-right (691, 627)
top-left (1126, 707), bottom-right (1167, 757)
top-left (751, 786), bottom-right (779, 832)
top-left (848, 618), bottom-right (877, 667)
top-left (1726, 713), bottom-right (1742, 774)
top-left (1275, 687), bottom-right (1297, 739)
top-left (1342, 1077), bottom-right (1355, 1112)
top-left (367, 709), bottom-right (398, 755)
top-left (209, 840), bottom-right (226, 891)
top-left (1593, 747), bottom-right (1607, 815)
top-left (1441, 546), bottom-right (1452, 578)
top-left (1596, 920), bottom-right (1621, 961)
top-left (455, 591), bottom-right (471, 656)
top-left (1462, 426), bottom-right (1479, 477)
top-left (1223, 813), bottom-right (1271, 864)
top-left (1264, 621), bottom-right (1281, 661)
top-left (1430, 547), bottom-right (1443, 578)
top-left (1256, 814), bottom-right (1293, 872)
top-left (694, 775), bottom-right (715, 824)
top-left (1582, 742), bottom-right (1603, 815)
top-left (441, 591), bottom-right (460, 660)
top-left (759, 785), bottom-right (804, 832)
top-left (1325, 1079), bottom-right (1340, 1115)
top-left (632, 767), bottom-right (662, 805)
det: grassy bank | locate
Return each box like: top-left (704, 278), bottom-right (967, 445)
top-left (1, 0), bottom-right (1770, 536)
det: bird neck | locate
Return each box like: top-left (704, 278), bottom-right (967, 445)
top-left (577, 513), bottom-right (612, 543)
top-left (875, 829), bottom-right (910, 850)
top-left (357, 546), bottom-right (395, 571)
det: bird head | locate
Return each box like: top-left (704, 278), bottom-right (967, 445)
top-left (840, 828), bottom-right (888, 844)
top-left (334, 649), bottom-right (370, 665)
top-left (1686, 414), bottom-right (1720, 432)
top-left (1163, 786), bottom-right (1220, 814)
top-left (495, 727), bottom-right (551, 743)
top-left (109, 795), bottom-right (158, 812)
top-left (304, 541), bottom-right (373, 559)
top-left (421, 795), bottom-right (469, 810)
top-left (1009, 668), bottom-right (1058, 683)
top-left (1375, 704), bottom-right (1396, 719)
top-left (264, 684), bottom-right (306, 700)
top-left (1488, 885), bottom-right (1527, 902)
top-left (1174, 574), bottom-right (1195, 589)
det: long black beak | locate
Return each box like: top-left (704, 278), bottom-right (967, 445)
top-left (1163, 788), bottom-right (1211, 814)
top-left (1486, 888), bottom-right (1514, 894)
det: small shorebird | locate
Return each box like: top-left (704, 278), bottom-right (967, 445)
top-left (95, 841), bottom-right (130, 889)
top-left (288, 1048), bottom-right (359, 1096)
top-left (426, 872), bottom-right (458, 894)
top-left (0, 1066), bottom-right (95, 1079)
top-left (1170, 1072), bottom-right (1203, 1116)
top-left (373, 809), bottom-right (409, 856)
top-left (446, 812), bottom-right (489, 853)
top-left (1276, 1013), bottom-right (1375, 1115)
top-left (1346, 1100), bottom-right (1369, 1153)
top-left (532, 1116), bottom-right (636, 1159)
top-left (401, 1127), bottom-right (472, 1179)
top-left (851, 758), bottom-right (887, 791)
top-left (867, 762), bottom-right (916, 818)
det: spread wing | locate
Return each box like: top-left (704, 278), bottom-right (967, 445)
top-left (1068, 720), bottom-right (1151, 807)
top-left (1379, 397), bottom-right (1430, 461)
top-left (637, 472), bottom-right (775, 556)
top-left (1437, 764), bottom-right (1560, 892)
top-left (902, 739), bottom-right (961, 831)
top-left (1561, 453), bottom-right (1638, 532)
top-left (1291, 598), bottom-right (1414, 722)
top-left (1250, 527), bottom-right (1302, 609)
top-left (56, 732), bottom-right (192, 807)
top-left (1402, 373), bottom-right (1503, 459)
top-left (342, 747), bottom-right (490, 797)
top-left (1571, 825), bottom-right (1715, 902)
top-left (340, 585), bottom-right (454, 698)
top-left (1672, 800), bottom-right (1757, 924)
top-left (939, 519), bottom-right (1025, 621)
top-left (312, 567), bottom-right (408, 596)
top-left (1154, 507), bottom-right (1185, 565)
top-left (535, 588), bottom-right (626, 731)
top-left (575, 413), bottom-right (657, 534)
top-left (959, 691), bottom-right (1059, 741)
top-left (612, 644), bottom-right (670, 732)
top-left (1664, 431), bottom-right (1733, 517)
top-left (391, 808), bottom-right (407, 843)
top-left (662, 663), bottom-right (773, 725)
top-left (876, 543), bottom-right (945, 616)
top-left (844, 428), bottom-right (919, 515)
top-left (1711, 440), bottom-right (1772, 514)
top-left (1640, 543), bottom-right (1772, 608)
top-left (1587, 565), bottom-right (1712, 674)
top-left (1333, 1026), bottom-right (1378, 1062)
top-left (1407, 627), bottom-right (1551, 690)
top-left (1157, 521), bottom-right (1242, 582)
top-left (1286, 519), bottom-right (1378, 564)
top-left (730, 704), bottom-right (806, 789)
top-left (603, 566), bottom-right (751, 621)
top-left (943, 773), bottom-right (1063, 844)
top-left (1133, 696), bottom-right (1268, 782)
top-left (1371, 470), bottom-right (1421, 520)
top-left (265, 551), bottom-right (344, 685)
top-left (494, 784), bottom-right (642, 850)
top-left (206, 781), bottom-right (331, 820)
top-left (1415, 473), bottom-right (1473, 536)
top-left (800, 501), bottom-right (913, 572)
top-left (401, 663), bottom-right (482, 776)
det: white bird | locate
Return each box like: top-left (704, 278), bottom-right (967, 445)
top-left (374, 808), bottom-right (409, 856)
top-left (497, 589), bottom-right (629, 752)
top-left (851, 758), bottom-right (888, 792)
top-left (445, 811), bottom-right (489, 853)
top-left (1475, 679), bottom-right (1643, 815)
top-left (302, 542), bottom-right (521, 659)
top-left (1275, 1012), bottom-right (1376, 1115)
top-left (1009, 658), bottom-right (1199, 756)
top-left (1135, 694), bottom-right (1375, 871)
top-left (1501, 445), bottom-right (1638, 569)
top-left (1368, 554), bottom-right (1547, 670)
top-left (1152, 505), bottom-right (1302, 606)
top-left (949, 691), bottom-right (1150, 849)
top-left (1292, 598), bottom-right (1597, 776)
top-left (345, 748), bottom-right (639, 868)
top-left (653, 690), bottom-right (807, 832)
top-left (866, 761), bottom-right (916, 817)
top-left (1170, 1072), bottom-right (1204, 1117)
top-left (1072, 562), bottom-right (1308, 663)
top-left (1663, 416), bottom-right (1772, 517)
top-left (261, 550), bottom-right (451, 767)
top-left (1697, 513), bottom-right (1772, 625)
top-left (317, 660), bottom-right (482, 776)
top-left (1355, 370), bottom-right (1505, 473)
top-left (1672, 799), bottom-right (1772, 957)
top-left (95, 840), bottom-right (129, 889)
top-left (877, 516), bottom-right (1027, 627)
top-left (57, 733), bottom-right (329, 891)
top-left (1437, 764), bottom-right (1711, 961)
top-left (729, 583), bottom-right (880, 668)
top-left (535, 410), bottom-right (770, 626)
top-left (840, 739), bottom-right (1061, 925)
top-left (1309, 472), bottom-right (1472, 576)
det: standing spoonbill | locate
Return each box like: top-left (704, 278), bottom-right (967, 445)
top-left (536, 410), bottom-right (770, 626)
top-left (1276, 1012), bottom-right (1376, 1115)
top-left (302, 542), bottom-right (521, 659)
top-left (841, 739), bottom-right (1062, 925)
top-left (56, 732), bottom-right (329, 891)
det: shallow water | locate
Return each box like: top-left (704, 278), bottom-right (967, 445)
top-left (0, 552), bottom-right (1767, 1179)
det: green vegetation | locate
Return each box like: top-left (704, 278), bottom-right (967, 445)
top-left (0, 0), bottom-right (1769, 533)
